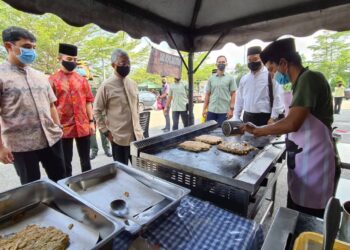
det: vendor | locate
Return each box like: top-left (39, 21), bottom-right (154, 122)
top-left (242, 38), bottom-right (340, 218)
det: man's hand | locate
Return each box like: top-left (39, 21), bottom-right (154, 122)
top-left (0, 146), bottom-right (14, 164)
top-left (164, 107), bottom-right (168, 115)
top-left (106, 132), bottom-right (113, 142)
top-left (241, 123), bottom-right (266, 137)
top-left (267, 118), bottom-right (276, 125)
top-left (227, 109), bottom-right (233, 119)
top-left (89, 123), bottom-right (96, 135)
top-left (202, 109), bottom-right (208, 118)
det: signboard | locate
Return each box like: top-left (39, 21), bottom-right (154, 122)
top-left (147, 47), bottom-right (182, 78)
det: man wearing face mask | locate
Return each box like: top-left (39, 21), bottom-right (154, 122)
top-left (93, 49), bottom-right (144, 165)
top-left (233, 46), bottom-right (284, 126)
top-left (242, 38), bottom-right (339, 218)
top-left (0, 27), bottom-right (66, 184)
top-left (158, 76), bottom-right (171, 132)
top-left (49, 43), bottom-right (95, 176)
top-left (202, 55), bottom-right (237, 126)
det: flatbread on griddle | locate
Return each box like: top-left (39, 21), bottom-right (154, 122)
top-left (194, 135), bottom-right (223, 145)
top-left (0, 224), bottom-right (69, 250)
top-left (178, 141), bottom-right (211, 152)
top-left (217, 141), bottom-right (256, 155)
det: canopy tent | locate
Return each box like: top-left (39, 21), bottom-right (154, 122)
top-left (4, 0), bottom-right (350, 124)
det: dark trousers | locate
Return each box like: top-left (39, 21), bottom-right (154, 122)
top-left (90, 130), bottom-right (110, 154)
top-left (172, 111), bottom-right (188, 130)
top-left (334, 97), bottom-right (343, 114)
top-left (206, 112), bottom-right (227, 126)
top-left (13, 140), bottom-right (66, 185)
top-left (287, 193), bottom-right (325, 218)
top-left (163, 109), bottom-right (171, 130)
top-left (111, 142), bottom-right (130, 165)
top-left (62, 135), bottom-right (91, 177)
top-left (243, 111), bottom-right (271, 126)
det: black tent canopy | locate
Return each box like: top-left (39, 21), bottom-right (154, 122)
top-left (4, 0), bottom-right (350, 124)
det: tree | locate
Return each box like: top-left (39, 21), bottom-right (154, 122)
top-left (234, 63), bottom-right (249, 85)
top-left (0, 1), bottom-right (147, 77)
top-left (308, 31), bottom-right (350, 89)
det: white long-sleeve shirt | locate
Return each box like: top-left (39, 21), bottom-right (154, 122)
top-left (233, 67), bottom-right (284, 120)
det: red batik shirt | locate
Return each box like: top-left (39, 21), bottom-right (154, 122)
top-left (49, 70), bottom-right (94, 138)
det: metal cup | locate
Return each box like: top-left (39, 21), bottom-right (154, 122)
top-left (339, 200), bottom-right (350, 242)
top-left (222, 120), bottom-right (242, 136)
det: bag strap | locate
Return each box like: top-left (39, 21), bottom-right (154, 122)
top-left (268, 73), bottom-right (273, 109)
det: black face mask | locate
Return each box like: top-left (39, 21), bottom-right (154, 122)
top-left (248, 61), bottom-right (262, 71)
top-left (116, 65), bottom-right (130, 77)
top-left (62, 60), bottom-right (77, 72)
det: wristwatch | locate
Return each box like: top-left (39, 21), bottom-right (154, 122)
top-left (89, 119), bottom-right (94, 123)
top-left (230, 106), bottom-right (234, 110)
top-left (103, 131), bottom-right (110, 137)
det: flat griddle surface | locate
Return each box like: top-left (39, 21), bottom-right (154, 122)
top-left (147, 129), bottom-right (272, 179)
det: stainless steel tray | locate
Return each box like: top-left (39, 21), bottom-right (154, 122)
top-left (59, 162), bottom-right (190, 233)
top-left (0, 179), bottom-right (123, 249)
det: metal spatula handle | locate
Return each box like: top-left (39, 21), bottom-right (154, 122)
top-left (323, 197), bottom-right (342, 250)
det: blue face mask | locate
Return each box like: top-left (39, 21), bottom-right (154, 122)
top-left (15, 47), bottom-right (37, 65)
top-left (76, 67), bottom-right (87, 77)
top-left (274, 71), bottom-right (290, 85)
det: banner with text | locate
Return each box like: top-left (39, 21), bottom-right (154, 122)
top-left (147, 47), bottom-right (182, 78)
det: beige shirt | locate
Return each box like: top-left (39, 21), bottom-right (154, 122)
top-left (0, 61), bottom-right (62, 152)
top-left (93, 74), bottom-right (144, 146)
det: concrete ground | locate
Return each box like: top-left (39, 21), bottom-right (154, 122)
top-left (0, 100), bottom-right (349, 235)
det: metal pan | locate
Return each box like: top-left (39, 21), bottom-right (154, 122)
top-left (59, 162), bottom-right (190, 234)
top-left (0, 179), bottom-right (123, 249)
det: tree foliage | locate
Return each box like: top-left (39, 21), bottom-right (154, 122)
top-left (0, 1), bottom-right (215, 87)
top-left (308, 31), bottom-right (350, 89)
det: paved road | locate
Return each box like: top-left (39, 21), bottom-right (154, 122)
top-left (0, 101), bottom-right (349, 233)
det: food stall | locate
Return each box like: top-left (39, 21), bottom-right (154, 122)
top-left (130, 121), bottom-right (285, 219)
top-left (1, 0), bottom-right (350, 249)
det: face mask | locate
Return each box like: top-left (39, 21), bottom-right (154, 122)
top-left (76, 68), bottom-right (86, 77)
top-left (248, 61), bottom-right (261, 71)
top-left (62, 60), bottom-right (77, 72)
top-left (116, 65), bottom-right (130, 77)
top-left (217, 63), bottom-right (226, 71)
top-left (275, 71), bottom-right (290, 85)
top-left (15, 47), bottom-right (37, 65)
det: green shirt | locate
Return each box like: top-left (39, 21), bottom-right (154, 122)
top-left (169, 82), bottom-right (188, 111)
top-left (291, 69), bottom-right (333, 129)
top-left (206, 74), bottom-right (237, 113)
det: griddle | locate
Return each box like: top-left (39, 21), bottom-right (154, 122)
top-left (149, 129), bottom-right (270, 180)
top-left (131, 121), bottom-right (286, 217)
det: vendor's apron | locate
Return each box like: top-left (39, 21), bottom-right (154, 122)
top-left (287, 113), bottom-right (335, 209)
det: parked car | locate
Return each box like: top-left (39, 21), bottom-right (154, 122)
top-left (139, 91), bottom-right (157, 111)
top-left (193, 93), bottom-right (204, 103)
top-left (345, 88), bottom-right (350, 100)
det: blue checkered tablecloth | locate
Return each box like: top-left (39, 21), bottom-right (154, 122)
top-left (113, 196), bottom-right (264, 250)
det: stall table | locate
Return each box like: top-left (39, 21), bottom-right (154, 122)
top-left (113, 196), bottom-right (264, 250)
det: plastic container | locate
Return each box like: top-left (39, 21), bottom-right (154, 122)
top-left (293, 232), bottom-right (350, 250)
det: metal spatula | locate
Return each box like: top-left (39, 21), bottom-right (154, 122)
top-left (323, 197), bottom-right (342, 250)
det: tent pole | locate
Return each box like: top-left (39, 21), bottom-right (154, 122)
top-left (167, 31), bottom-right (189, 71)
top-left (188, 51), bottom-right (194, 125)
